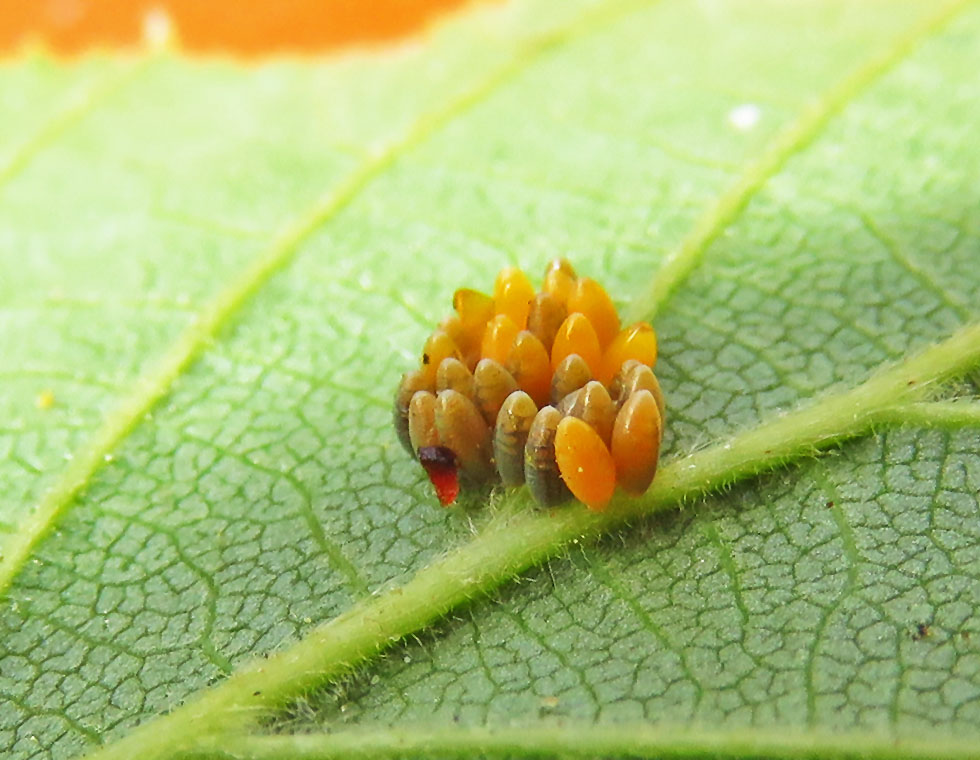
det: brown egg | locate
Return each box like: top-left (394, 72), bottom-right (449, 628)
top-left (608, 359), bottom-right (642, 402)
top-left (396, 261), bottom-right (664, 511)
top-left (613, 361), bottom-right (665, 423)
top-left (542, 258), bottom-right (577, 306)
top-left (435, 389), bottom-right (494, 482)
top-left (555, 387), bottom-right (580, 416)
top-left (493, 390), bottom-right (538, 487)
top-left (524, 406), bottom-right (572, 507)
top-left (527, 291), bottom-right (567, 353)
top-left (550, 353), bottom-right (592, 406)
top-left (473, 358), bottom-right (519, 424)
top-left (436, 357), bottom-right (476, 400)
top-left (562, 380), bottom-right (616, 446)
top-left (394, 369), bottom-right (432, 453)
top-left (407, 390), bottom-right (439, 453)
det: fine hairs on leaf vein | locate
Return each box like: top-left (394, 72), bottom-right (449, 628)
top-left (2, 0), bottom-right (977, 758)
top-left (81, 320), bottom-right (980, 760)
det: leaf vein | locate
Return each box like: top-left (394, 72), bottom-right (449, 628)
top-left (856, 210), bottom-right (972, 321)
top-left (584, 551), bottom-right (707, 708)
top-left (0, 0), bottom-right (657, 599)
top-left (81, 318), bottom-right (980, 760)
top-left (0, 61), bottom-right (145, 190)
top-left (188, 723), bottom-right (980, 760)
top-left (628, 0), bottom-right (976, 323)
top-left (172, 427), bottom-right (372, 600)
top-left (805, 464), bottom-right (862, 726)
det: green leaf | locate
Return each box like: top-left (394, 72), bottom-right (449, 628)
top-left (2, 1), bottom-right (980, 758)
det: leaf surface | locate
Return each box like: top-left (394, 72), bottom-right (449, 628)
top-left (2, 1), bottom-right (980, 758)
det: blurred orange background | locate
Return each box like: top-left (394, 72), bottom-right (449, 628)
top-left (0, 0), bottom-right (479, 56)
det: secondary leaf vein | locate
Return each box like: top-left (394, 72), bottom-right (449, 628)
top-left (0, 0), bottom-right (658, 599)
top-left (628, 0), bottom-right (975, 323)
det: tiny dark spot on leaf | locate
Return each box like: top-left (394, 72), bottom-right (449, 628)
top-left (912, 622), bottom-right (931, 641)
top-left (907, 379), bottom-right (916, 386)
top-left (826, 501), bottom-right (834, 508)
top-left (961, 631), bottom-right (971, 641)
top-left (422, 353), bottom-right (431, 365)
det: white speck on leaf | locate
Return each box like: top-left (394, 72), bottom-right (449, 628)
top-left (728, 103), bottom-right (761, 130)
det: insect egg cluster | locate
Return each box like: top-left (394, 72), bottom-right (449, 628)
top-left (394, 259), bottom-right (664, 512)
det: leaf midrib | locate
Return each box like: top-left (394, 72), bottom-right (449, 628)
top-left (5, 0), bottom-right (966, 604)
top-left (3, 1), bottom-right (976, 754)
top-left (190, 723), bottom-right (980, 760)
top-left (84, 323), bottom-right (980, 760)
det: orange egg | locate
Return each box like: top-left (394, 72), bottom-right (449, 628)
top-left (524, 406), bottom-right (571, 507)
top-left (527, 291), bottom-right (567, 353)
top-left (408, 391), bottom-right (439, 453)
top-left (453, 287), bottom-right (495, 329)
top-left (420, 330), bottom-right (462, 385)
top-left (394, 369), bottom-right (432, 453)
top-left (543, 258), bottom-right (577, 306)
top-left (506, 331), bottom-right (552, 407)
top-left (473, 358), bottom-right (519, 425)
top-left (554, 416), bottom-right (616, 512)
top-left (481, 314), bottom-right (520, 365)
top-left (599, 322), bottom-right (658, 385)
top-left (551, 353), bottom-right (592, 406)
top-left (568, 277), bottom-right (620, 348)
top-left (398, 260), bottom-right (666, 510)
top-left (551, 313), bottom-right (602, 375)
top-left (493, 267), bottom-right (535, 329)
top-left (562, 380), bottom-right (616, 446)
top-left (493, 390), bottom-right (537, 487)
top-left (611, 389), bottom-right (662, 495)
top-left (439, 314), bottom-right (482, 370)
top-left (435, 389), bottom-right (493, 482)
top-left (449, 289), bottom-right (494, 368)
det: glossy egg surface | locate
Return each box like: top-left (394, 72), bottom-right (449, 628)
top-left (394, 260), bottom-right (664, 510)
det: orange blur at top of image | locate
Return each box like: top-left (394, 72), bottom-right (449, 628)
top-left (0, 0), bottom-right (481, 56)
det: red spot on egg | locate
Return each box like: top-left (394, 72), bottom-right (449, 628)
top-left (418, 446), bottom-right (460, 506)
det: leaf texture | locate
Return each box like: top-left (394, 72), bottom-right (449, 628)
top-left (1, 0), bottom-right (980, 758)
